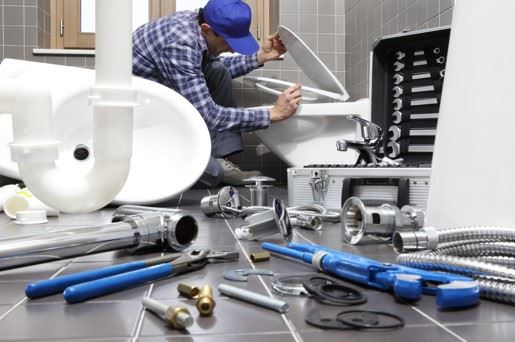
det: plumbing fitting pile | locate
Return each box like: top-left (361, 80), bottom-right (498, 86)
top-left (200, 186), bottom-right (340, 242)
top-left (394, 226), bottom-right (515, 304)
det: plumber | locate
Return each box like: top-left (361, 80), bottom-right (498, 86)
top-left (133, 0), bottom-right (301, 187)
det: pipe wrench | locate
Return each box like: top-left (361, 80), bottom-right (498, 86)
top-left (261, 242), bottom-right (480, 310)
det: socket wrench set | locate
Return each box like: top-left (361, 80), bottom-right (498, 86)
top-left (373, 27), bottom-right (450, 164)
top-left (288, 27), bottom-right (450, 211)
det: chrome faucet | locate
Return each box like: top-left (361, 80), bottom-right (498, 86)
top-left (336, 115), bottom-right (383, 165)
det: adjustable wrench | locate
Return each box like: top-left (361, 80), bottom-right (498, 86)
top-left (388, 125), bottom-right (436, 141)
top-left (393, 98), bottom-right (438, 111)
top-left (387, 141), bottom-right (433, 158)
top-left (392, 85), bottom-right (436, 97)
top-left (392, 111), bottom-right (438, 124)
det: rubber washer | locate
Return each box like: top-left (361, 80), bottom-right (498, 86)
top-left (336, 310), bottom-right (405, 330)
top-left (304, 309), bottom-right (352, 330)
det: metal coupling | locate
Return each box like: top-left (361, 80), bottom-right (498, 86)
top-left (234, 198), bottom-right (292, 241)
top-left (341, 197), bottom-right (425, 244)
top-left (250, 251), bottom-right (271, 263)
top-left (200, 186), bottom-right (241, 218)
top-left (244, 176), bottom-right (275, 207)
top-left (290, 214), bottom-right (323, 231)
top-left (141, 297), bottom-right (193, 330)
top-left (195, 285), bottom-right (216, 316)
top-left (177, 283), bottom-right (200, 299)
top-left (113, 205), bottom-right (198, 252)
top-left (393, 226), bottom-right (439, 253)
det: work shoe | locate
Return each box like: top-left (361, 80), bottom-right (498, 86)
top-left (217, 158), bottom-right (262, 186)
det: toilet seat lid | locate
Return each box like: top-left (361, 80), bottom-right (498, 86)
top-left (278, 25), bottom-right (349, 101)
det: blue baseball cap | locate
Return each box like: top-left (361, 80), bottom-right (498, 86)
top-left (203, 0), bottom-right (259, 55)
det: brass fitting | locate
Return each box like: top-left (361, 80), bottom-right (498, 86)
top-left (177, 283), bottom-right (200, 299)
top-left (165, 307), bottom-right (194, 330)
top-left (250, 251), bottom-right (271, 263)
top-left (195, 285), bottom-right (216, 316)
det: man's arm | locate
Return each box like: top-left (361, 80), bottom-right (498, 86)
top-left (155, 42), bottom-right (270, 133)
top-left (219, 32), bottom-right (287, 79)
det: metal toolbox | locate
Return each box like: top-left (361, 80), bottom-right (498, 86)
top-left (287, 28), bottom-right (450, 211)
top-left (287, 165), bottom-right (431, 211)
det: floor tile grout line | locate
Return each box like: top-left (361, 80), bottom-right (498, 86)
top-left (410, 306), bottom-right (468, 342)
top-left (216, 189), bottom-right (303, 342)
top-left (0, 258), bottom-right (75, 322)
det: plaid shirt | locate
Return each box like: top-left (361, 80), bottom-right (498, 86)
top-left (133, 10), bottom-right (270, 133)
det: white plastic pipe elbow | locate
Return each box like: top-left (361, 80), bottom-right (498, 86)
top-left (0, 82), bottom-right (133, 213)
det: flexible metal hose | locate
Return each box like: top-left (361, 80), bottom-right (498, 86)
top-left (435, 226), bottom-right (515, 244)
top-left (393, 225), bottom-right (515, 253)
top-left (479, 256), bottom-right (515, 268)
top-left (397, 253), bottom-right (515, 279)
top-left (430, 241), bottom-right (515, 258)
top-left (396, 253), bottom-right (515, 304)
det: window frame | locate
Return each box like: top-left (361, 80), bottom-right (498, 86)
top-left (52, 0), bottom-right (175, 49)
top-left (50, 0), bottom-right (277, 50)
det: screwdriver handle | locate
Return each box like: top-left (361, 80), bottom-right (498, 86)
top-left (63, 263), bottom-right (174, 303)
top-left (25, 261), bottom-right (148, 299)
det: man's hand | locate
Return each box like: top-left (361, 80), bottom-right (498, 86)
top-left (270, 84), bottom-right (302, 123)
top-left (257, 32), bottom-right (287, 65)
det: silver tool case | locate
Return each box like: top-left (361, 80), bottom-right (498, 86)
top-left (287, 165), bottom-right (431, 211)
top-left (287, 28), bottom-right (450, 211)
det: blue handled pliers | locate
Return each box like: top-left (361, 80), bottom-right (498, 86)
top-left (25, 249), bottom-right (238, 303)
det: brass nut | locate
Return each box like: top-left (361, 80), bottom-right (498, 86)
top-left (195, 285), bottom-right (215, 316)
top-left (166, 307), bottom-right (193, 330)
top-left (177, 283), bottom-right (200, 299)
top-left (250, 251), bottom-right (271, 263)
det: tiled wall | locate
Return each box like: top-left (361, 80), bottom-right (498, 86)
top-left (0, 0), bottom-right (94, 67)
top-left (345, 0), bottom-right (454, 100)
top-left (0, 0), bottom-right (455, 185)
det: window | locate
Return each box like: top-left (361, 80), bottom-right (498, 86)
top-left (50, 0), bottom-right (278, 50)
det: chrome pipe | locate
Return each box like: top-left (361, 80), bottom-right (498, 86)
top-left (0, 205), bottom-right (199, 271)
top-left (0, 213), bottom-right (162, 271)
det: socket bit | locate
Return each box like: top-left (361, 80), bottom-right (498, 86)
top-left (196, 285), bottom-right (216, 316)
top-left (177, 283), bottom-right (200, 299)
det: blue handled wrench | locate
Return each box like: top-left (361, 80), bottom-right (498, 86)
top-left (261, 242), bottom-right (480, 310)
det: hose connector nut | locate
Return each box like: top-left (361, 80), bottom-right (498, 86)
top-left (196, 285), bottom-right (216, 316)
top-left (177, 283), bottom-right (200, 299)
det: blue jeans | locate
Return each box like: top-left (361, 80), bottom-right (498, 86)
top-left (195, 59), bottom-right (243, 188)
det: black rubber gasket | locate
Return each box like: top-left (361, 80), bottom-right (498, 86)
top-left (336, 310), bottom-right (405, 330)
top-left (302, 274), bottom-right (367, 306)
top-left (304, 309), bottom-right (352, 330)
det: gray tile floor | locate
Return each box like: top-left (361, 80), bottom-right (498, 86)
top-left (0, 187), bottom-right (514, 341)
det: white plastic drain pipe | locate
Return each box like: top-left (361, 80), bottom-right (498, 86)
top-left (0, 0), bottom-right (136, 213)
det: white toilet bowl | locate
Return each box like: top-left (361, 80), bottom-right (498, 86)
top-left (244, 26), bottom-right (371, 167)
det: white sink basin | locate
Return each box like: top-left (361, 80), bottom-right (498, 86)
top-left (0, 59), bottom-right (211, 204)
